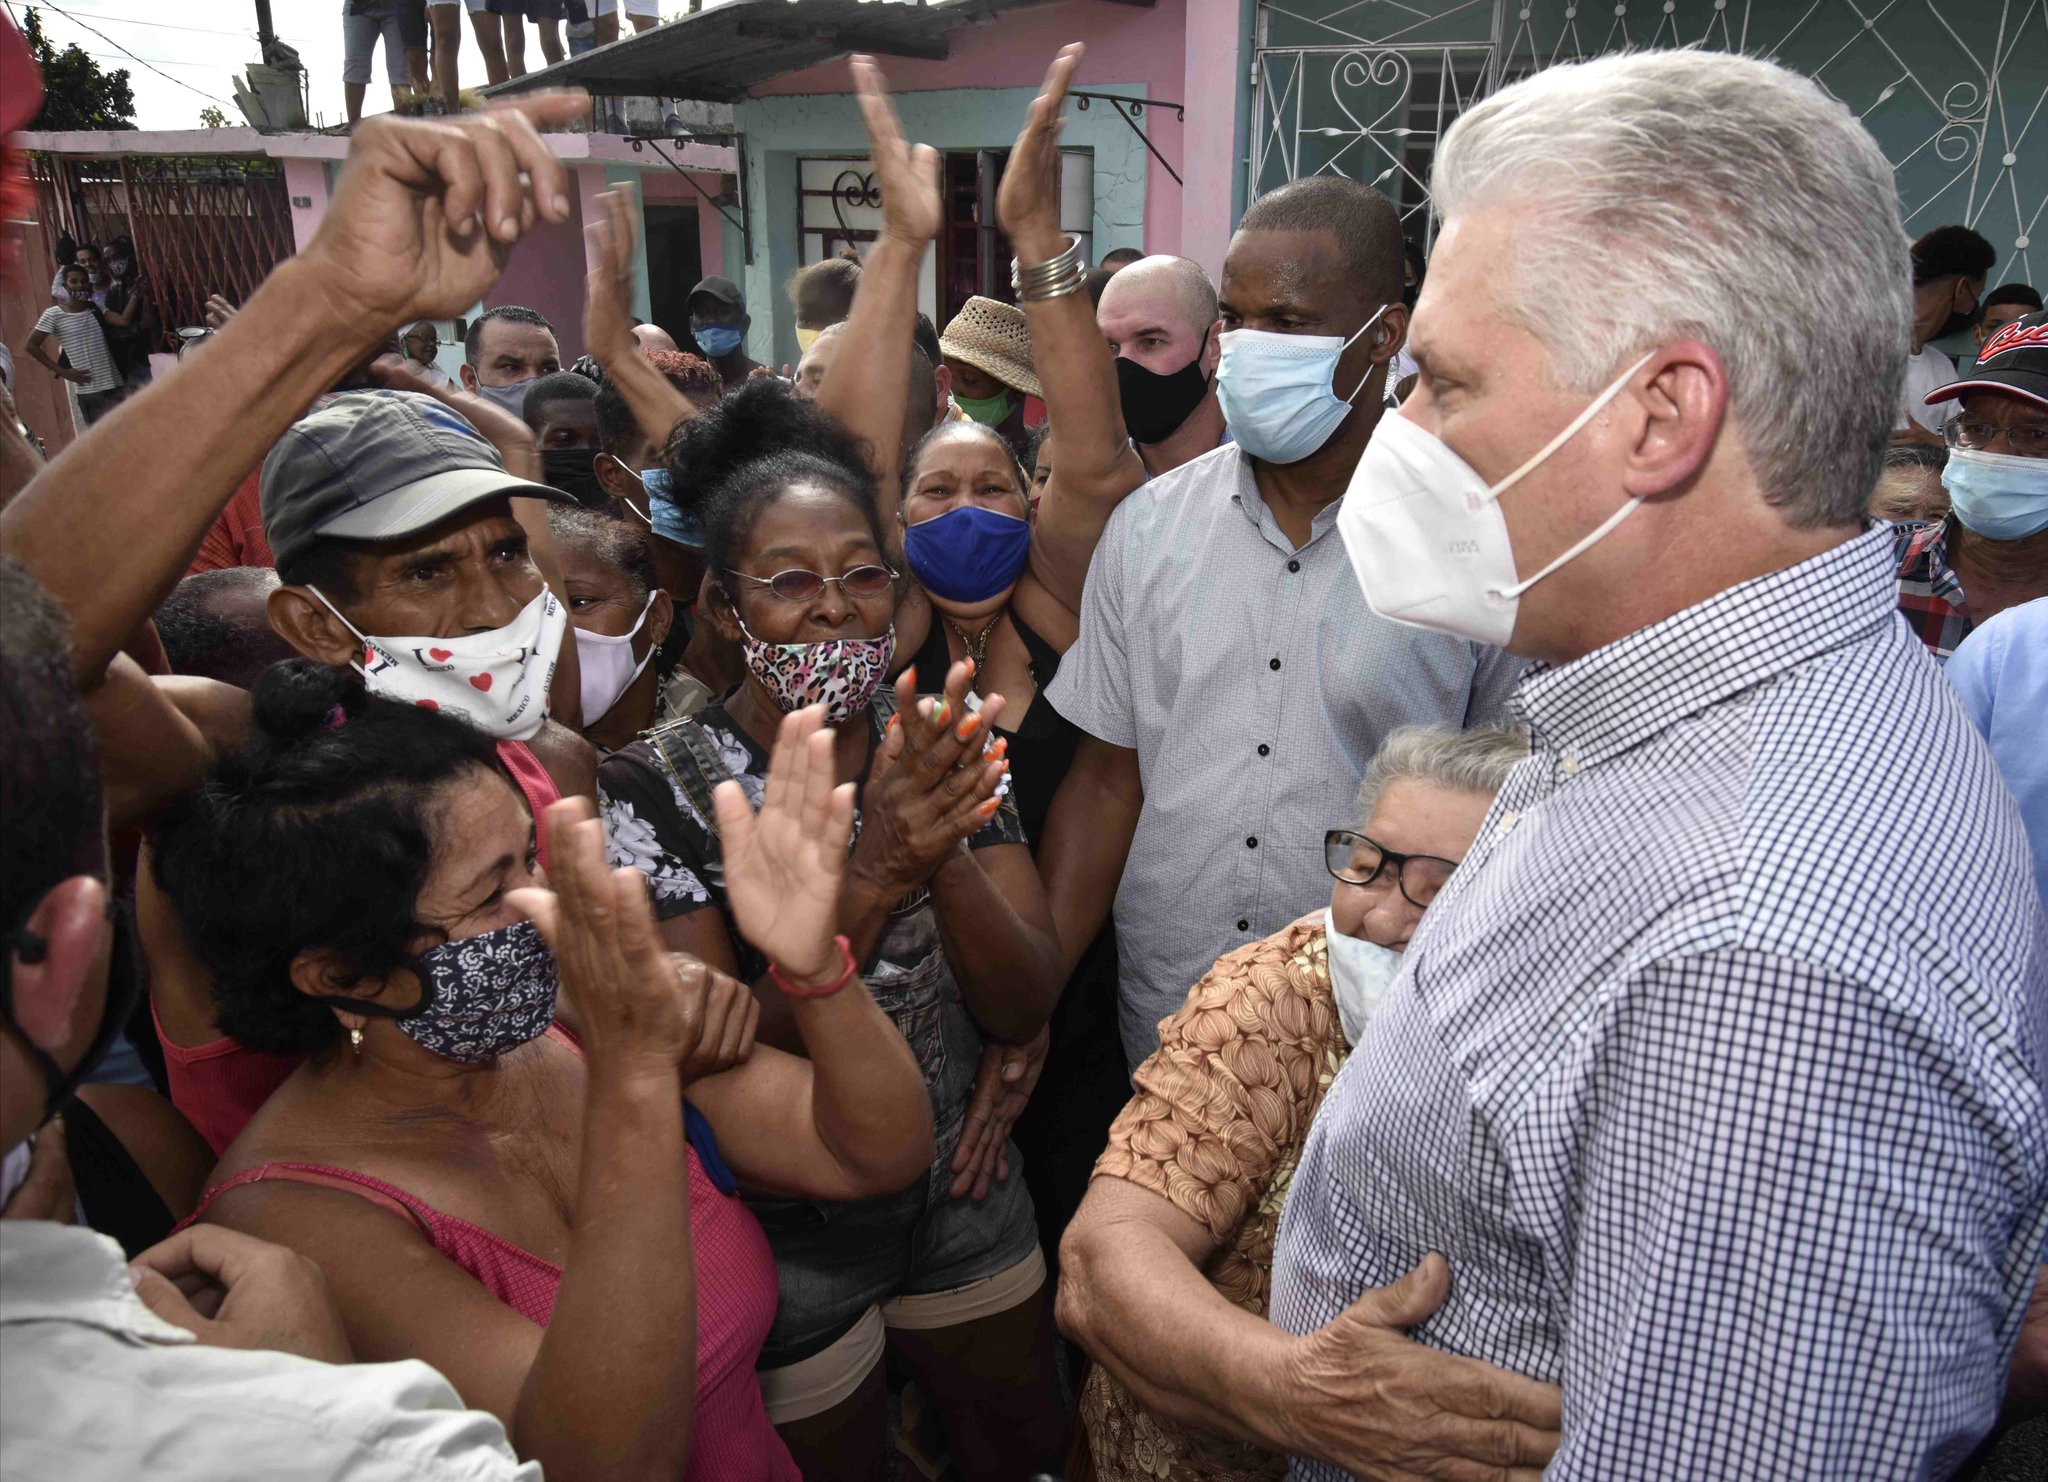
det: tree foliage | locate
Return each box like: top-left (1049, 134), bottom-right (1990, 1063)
top-left (21, 7), bottom-right (137, 132)
top-left (199, 106), bottom-right (229, 128)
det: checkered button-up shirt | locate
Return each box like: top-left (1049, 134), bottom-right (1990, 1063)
top-left (1893, 515), bottom-right (1973, 661)
top-left (1271, 524), bottom-right (2048, 1479)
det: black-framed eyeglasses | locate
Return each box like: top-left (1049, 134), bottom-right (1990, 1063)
top-left (725, 564), bottom-right (898, 603)
top-left (1943, 418), bottom-right (2048, 458)
top-left (1324, 829), bottom-right (1462, 909)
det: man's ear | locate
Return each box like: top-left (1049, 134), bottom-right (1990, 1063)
top-left (458, 362), bottom-right (480, 394)
top-left (7, 876), bottom-right (108, 1066)
top-left (269, 586), bottom-right (361, 668)
top-left (1201, 320), bottom-right (1222, 377)
top-left (1371, 303), bottom-right (1410, 364)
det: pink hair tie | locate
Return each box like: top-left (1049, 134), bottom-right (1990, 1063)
top-left (325, 704), bottom-right (347, 730)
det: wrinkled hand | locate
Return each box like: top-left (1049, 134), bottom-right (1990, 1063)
top-left (851, 661), bottom-right (1010, 898)
top-left (584, 186), bottom-right (640, 369)
top-left (203, 293), bottom-right (237, 330)
top-left (0, 1119), bottom-right (74, 1222)
top-left (1283, 1254), bottom-right (1561, 1481)
top-left (128, 1225), bottom-right (353, 1364)
top-left (850, 55), bottom-right (942, 248)
top-left (714, 705), bottom-right (857, 985)
top-left (511, 798), bottom-right (724, 1082)
top-left (948, 1027), bottom-right (1048, 1200)
top-left (997, 44), bottom-right (1084, 263)
top-left (298, 93), bottom-right (587, 330)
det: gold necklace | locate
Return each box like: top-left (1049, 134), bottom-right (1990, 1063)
top-left (945, 614), bottom-right (1002, 687)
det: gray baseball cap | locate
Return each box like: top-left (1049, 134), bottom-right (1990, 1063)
top-left (261, 390), bottom-right (568, 573)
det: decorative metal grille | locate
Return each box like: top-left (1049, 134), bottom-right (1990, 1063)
top-left (1249, 0), bottom-right (2046, 282)
top-left (29, 153), bottom-right (295, 343)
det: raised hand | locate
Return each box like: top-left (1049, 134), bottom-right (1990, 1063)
top-left (997, 44), bottom-right (1085, 264)
top-left (850, 55), bottom-right (943, 249)
top-left (297, 93), bottom-right (588, 332)
top-left (713, 705), bottom-right (858, 985)
top-left (511, 797), bottom-right (723, 1081)
top-left (583, 185), bottom-right (640, 370)
top-left (202, 293), bottom-right (237, 330)
top-left (852, 661), bottom-right (1011, 899)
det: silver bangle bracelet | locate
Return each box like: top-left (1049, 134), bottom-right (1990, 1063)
top-left (1011, 236), bottom-right (1084, 300)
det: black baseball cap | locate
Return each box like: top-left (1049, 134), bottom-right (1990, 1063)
top-left (262, 391), bottom-right (568, 572)
top-left (1927, 309), bottom-right (2048, 412)
top-left (688, 276), bottom-right (745, 316)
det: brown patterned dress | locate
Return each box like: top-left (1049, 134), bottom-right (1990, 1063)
top-left (1080, 913), bottom-right (1349, 1481)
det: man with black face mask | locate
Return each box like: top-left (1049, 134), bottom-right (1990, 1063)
top-left (519, 368), bottom-right (607, 506)
top-left (1097, 255), bottom-right (1226, 477)
top-left (1900, 224), bottom-right (1996, 443)
top-left (0, 556), bottom-right (542, 1480)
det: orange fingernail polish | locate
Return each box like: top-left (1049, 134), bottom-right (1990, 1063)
top-left (933, 700), bottom-right (951, 728)
top-left (989, 738), bottom-right (1008, 760)
top-left (977, 798), bottom-right (1001, 818)
top-left (887, 714), bottom-right (899, 734)
top-left (955, 715), bottom-right (978, 741)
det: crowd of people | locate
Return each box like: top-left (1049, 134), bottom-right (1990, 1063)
top-left (3, 24), bottom-right (2047, 1482)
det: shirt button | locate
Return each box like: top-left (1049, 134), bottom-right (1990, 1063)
top-left (1236, 918), bottom-right (1250, 931)
top-left (1494, 810), bottom-right (1521, 839)
top-left (1257, 743), bottom-right (1271, 757)
top-left (1246, 836), bottom-right (1258, 849)
top-left (1287, 559), bottom-right (1301, 573)
top-left (1560, 752), bottom-right (1582, 776)
top-left (1268, 657), bottom-right (1282, 671)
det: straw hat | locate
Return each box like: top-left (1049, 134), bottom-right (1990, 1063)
top-left (938, 295), bottom-right (1041, 400)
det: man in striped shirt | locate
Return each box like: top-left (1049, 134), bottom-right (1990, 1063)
top-left (25, 265), bottom-right (123, 428)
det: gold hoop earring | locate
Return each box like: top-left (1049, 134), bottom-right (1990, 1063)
top-left (349, 1026), bottom-right (364, 1058)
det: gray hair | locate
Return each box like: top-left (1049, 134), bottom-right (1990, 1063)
top-left (1432, 50), bottom-right (1910, 528)
top-left (1354, 724), bottom-right (1530, 825)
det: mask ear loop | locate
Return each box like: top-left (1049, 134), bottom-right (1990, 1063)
top-left (1338, 302), bottom-right (1394, 405)
top-left (305, 586), bottom-right (377, 679)
top-left (605, 456), bottom-right (656, 527)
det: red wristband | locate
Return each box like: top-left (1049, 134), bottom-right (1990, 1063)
top-left (770, 935), bottom-right (858, 999)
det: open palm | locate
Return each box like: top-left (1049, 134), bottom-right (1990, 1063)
top-left (996, 44), bottom-right (1084, 257)
top-left (714, 707), bottom-right (856, 981)
top-left (851, 56), bottom-right (943, 248)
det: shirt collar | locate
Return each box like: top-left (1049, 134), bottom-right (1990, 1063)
top-left (1513, 524), bottom-right (1898, 769)
top-left (1228, 447), bottom-right (1346, 553)
top-left (0, 1219), bottom-right (194, 1345)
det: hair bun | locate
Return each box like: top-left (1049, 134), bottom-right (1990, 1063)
top-left (251, 659), bottom-right (356, 742)
top-left (666, 377), bottom-right (869, 511)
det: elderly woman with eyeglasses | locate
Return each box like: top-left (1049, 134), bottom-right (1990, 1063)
top-left (1058, 723), bottom-right (1561, 1482)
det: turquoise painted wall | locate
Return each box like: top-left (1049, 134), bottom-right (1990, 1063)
top-left (732, 83), bottom-right (1151, 368)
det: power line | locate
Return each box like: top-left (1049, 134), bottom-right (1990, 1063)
top-left (30, 7), bottom-right (314, 43)
top-left (34, 0), bottom-right (237, 108)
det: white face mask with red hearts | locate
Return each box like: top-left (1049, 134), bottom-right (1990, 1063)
top-left (308, 585), bottom-right (567, 742)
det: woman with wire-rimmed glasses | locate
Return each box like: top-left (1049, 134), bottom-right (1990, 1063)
top-left (1064, 724), bottom-right (1544, 1482)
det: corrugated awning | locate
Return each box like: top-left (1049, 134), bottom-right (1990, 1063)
top-left (483, 0), bottom-right (1067, 105)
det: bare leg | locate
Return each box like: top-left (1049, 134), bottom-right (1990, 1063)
top-left (499, 13), bottom-right (527, 77)
top-left (535, 18), bottom-right (565, 66)
top-left (888, 1291), bottom-right (1070, 1482)
top-left (771, 1359), bottom-right (888, 1482)
top-left (594, 11), bottom-right (620, 46)
top-left (467, 8), bottom-right (508, 85)
top-left (405, 48), bottom-right (430, 108)
top-left (345, 80), bottom-right (368, 125)
top-left (629, 11), bottom-right (657, 31)
top-left (432, 5), bottom-right (463, 111)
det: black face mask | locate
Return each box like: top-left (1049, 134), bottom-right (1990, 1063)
top-left (2, 901), bottom-right (143, 1126)
top-left (1936, 305), bottom-right (1981, 341)
top-left (542, 448), bottom-right (609, 509)
top-left (1116, 353), bottom-right (1212, 446)
top-left (1403, 283), bottom-right (1420, 310)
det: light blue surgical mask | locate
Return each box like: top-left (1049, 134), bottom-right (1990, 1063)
top-left (693, 323), bottom-right (744, 359)
top-left (642, 465), bottom-right (705, 548)
top-left (1943, 446), bottom-right (2048, 540)
top-left (1216, 303), bottom-right (1389, 465)
top-left (1323, 907), bottom-right (1405, 1047)
top-left (474, 376), bottom-right (536, 418)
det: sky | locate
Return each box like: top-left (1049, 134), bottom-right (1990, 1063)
top-left (6, 0), bottom-right (718, 132)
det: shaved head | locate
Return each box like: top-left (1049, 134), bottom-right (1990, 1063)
top-left (1098, 256), bottom-right (1219, 340)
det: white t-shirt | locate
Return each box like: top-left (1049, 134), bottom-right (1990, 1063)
top-left (1899, 345), bottom-right (1959, 435)
top-left (32, 304), bottom-right (122, 394)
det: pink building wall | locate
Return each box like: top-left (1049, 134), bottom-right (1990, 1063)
top-left (754, 0), bottom-right (1189, 257)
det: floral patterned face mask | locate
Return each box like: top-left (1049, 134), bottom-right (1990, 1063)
top-left (734, 618), bottom-right (895, 726)
top-left (381, 920), bottom-right (559, 1063)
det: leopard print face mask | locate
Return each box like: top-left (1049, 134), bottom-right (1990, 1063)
top-left (735, 618), bottom-right (896, 725)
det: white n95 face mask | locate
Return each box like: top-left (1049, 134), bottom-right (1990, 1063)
top-left (1338, 352), bottom-right (1655, 648)
top-left (1323, 908), bottom-right (1404, 1048)
top-left (1216, 304), bottom-right (1390, 465)
top-left (574, 591), bottom-right (660, 724)
top-left (311, 585), bottom-right (567, 741)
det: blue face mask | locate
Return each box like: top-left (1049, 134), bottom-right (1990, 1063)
top-left (904, 505), bottom-right (1032, 604)
top-left (642, 466), bottom-right (705, 548)
top-left (1216, 303), bottom-right (1389, 465)
top-left (693, 323), bottom-right (744, 359)
top-left (1943, 446), bottom-right (2048, 540)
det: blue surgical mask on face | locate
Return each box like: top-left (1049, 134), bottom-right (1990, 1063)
top-left (641, 465), bottom-right (705, 548)
top-left (1943, 446), bottom-right (2048, 540)
top-left (1216, 303), bottom-right (1390, 465)
top-left (693, 323), bottom-right (744, 359)
top-left (904, 505), bottom-right (1032, 604)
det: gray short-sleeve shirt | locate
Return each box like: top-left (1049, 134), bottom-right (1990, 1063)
top-left (1046, 442), bottom-right (1521, 1065)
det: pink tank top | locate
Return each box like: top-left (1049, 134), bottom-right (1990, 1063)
top-left (185, 1035), bottom-right (797, 1480)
